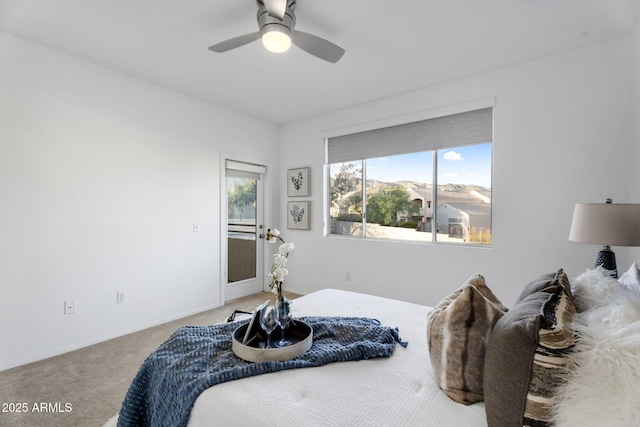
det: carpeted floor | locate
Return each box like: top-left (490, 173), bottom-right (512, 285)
top-left (0, 291), bottom-right (298, 427)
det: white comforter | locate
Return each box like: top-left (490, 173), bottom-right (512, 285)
top-left (186, 289), bottom-right (486, 427)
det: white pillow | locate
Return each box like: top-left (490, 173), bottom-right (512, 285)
top-left (618, 262), bottom-right (640, 287)
top-left (551, 288), bottom-right (640, 427)
top-left (570, 268), bottom-right (624, 312)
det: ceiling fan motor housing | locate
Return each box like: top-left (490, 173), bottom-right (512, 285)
top-left (257, 1), bottom-right (296, 39)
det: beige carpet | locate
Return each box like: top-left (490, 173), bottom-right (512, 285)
top-left (0, 291), bottom-right (298, 427)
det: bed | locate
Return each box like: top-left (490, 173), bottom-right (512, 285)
top-left (106, 288), bottom-right (486, 426)
top-left (187, 288), bottom-right (487, 427)
top-left (106, 265), bottom-right (640, 427)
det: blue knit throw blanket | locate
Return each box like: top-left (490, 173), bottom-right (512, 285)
top-left (117, 316), bottom-right (407, 427)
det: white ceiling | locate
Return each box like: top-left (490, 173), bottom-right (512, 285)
top-left (0, 0), bottom-right (637, 125)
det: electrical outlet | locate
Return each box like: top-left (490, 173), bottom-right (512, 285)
top-left (64, 300), bottom-right (75, 315)
top-left (116, 291), bottom-right (125, 304)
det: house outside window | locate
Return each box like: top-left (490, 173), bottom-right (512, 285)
top-left (324, 104), bottom-right (493, 245)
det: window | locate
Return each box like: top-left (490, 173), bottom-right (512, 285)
top-left (325, 106), bottom-right (492, 245)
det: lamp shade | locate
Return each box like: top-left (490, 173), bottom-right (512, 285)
top-left (569, 202), bottom-right (640, 246)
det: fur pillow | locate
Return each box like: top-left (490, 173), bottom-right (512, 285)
top-left (427, 273), bottom-right (508, 404)
top-left (552, 288), bottom-right (640, 426)
top-left (571, 268), bottom-right (625, 312)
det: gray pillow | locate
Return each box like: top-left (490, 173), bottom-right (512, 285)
top-left (484, 269), bottom-right (575, 427)
top-left (427, 274), bottom-right (508, 404)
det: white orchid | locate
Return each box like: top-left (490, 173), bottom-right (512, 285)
top-left (265, 228), bottom-right (281, 243)
top-left (279, 242), bottom-right (294, 255)
top-left (271, 266), bottom-right (288, 281)
top-left (273, 253), bottom-right (288, 266)
top-left (266, 229), bottom-right (294, 295)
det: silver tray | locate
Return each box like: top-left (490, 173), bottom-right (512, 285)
top-left (232, 320), bottom-right (312, 362)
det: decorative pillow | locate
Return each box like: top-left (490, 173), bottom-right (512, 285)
top-left (484, 269), bottom-right (575, 427)
top-left (427, 273), bottom-right (508, 404)
top-left (514, 271), bottom-right (568, 304)
top-left (618, 262), bottom-right (640, 288)
top-left (552, 288), bottom-right (640, 426)
top-left (571, 268), bottom-right (624, 312)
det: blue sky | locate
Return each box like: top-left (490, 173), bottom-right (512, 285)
top-left (365, 143), bottom-right (492, 188)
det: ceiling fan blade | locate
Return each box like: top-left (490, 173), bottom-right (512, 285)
top-left (263, 0), bottom-right (287, 19)
top-left (208, 32), bottom-right (261, 53)
top-left (292, 31), bottom-right (345, 63)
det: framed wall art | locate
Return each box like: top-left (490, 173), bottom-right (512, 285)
top-left (287, 201), bottom-right (310, 230)
top-left (287, 167), bottom-right (310, 197)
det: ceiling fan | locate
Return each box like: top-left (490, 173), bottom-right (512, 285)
top-left (208, 0), bottom-right (345, 63)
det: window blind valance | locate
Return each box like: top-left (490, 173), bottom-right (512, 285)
top-left (225, 160), bottom-right (266, 180)
top-left (327, 107), bottom-right (493, 164)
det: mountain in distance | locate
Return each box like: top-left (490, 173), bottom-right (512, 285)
top-left (366, 179), bottom-right (491, 205)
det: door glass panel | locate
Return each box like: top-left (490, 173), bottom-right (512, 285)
top-left (227, 176), bottom-right (257, 283)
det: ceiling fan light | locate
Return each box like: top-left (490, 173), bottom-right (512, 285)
top-left (261, 28), bottom-right (292, 53)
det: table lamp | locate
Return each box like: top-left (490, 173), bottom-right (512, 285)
top-left (569, 199), bottom-right (640, 278)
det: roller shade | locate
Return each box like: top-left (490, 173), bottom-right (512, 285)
top-left (226, 160), bottom-right (266, 180)
top-left (327, 107), bottom-right (493, 164)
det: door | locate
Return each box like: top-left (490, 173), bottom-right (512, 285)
top-left (224, 160), bottom-right (266, 301)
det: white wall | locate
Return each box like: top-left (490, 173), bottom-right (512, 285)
top-left (278, 37), bottom-right (636, 307)
top-left (631, 21), bottom-right (640, 263)
top-left (0, 33), bottom-right (277, 370)
top-left (2, 32), bottom-right (637, 371)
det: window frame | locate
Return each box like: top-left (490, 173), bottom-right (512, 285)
top-left (323, 98), bottom-right (494, 245)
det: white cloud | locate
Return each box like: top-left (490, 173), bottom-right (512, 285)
top-left (443, 151), bottom-right (462, 161)
top-left (443, 172), bottom-right (459, 178)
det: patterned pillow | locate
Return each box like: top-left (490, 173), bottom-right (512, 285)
top-left (427, 274), bottom-right (508, 404)
top-left (484, 269), bottom-right (575, 427)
